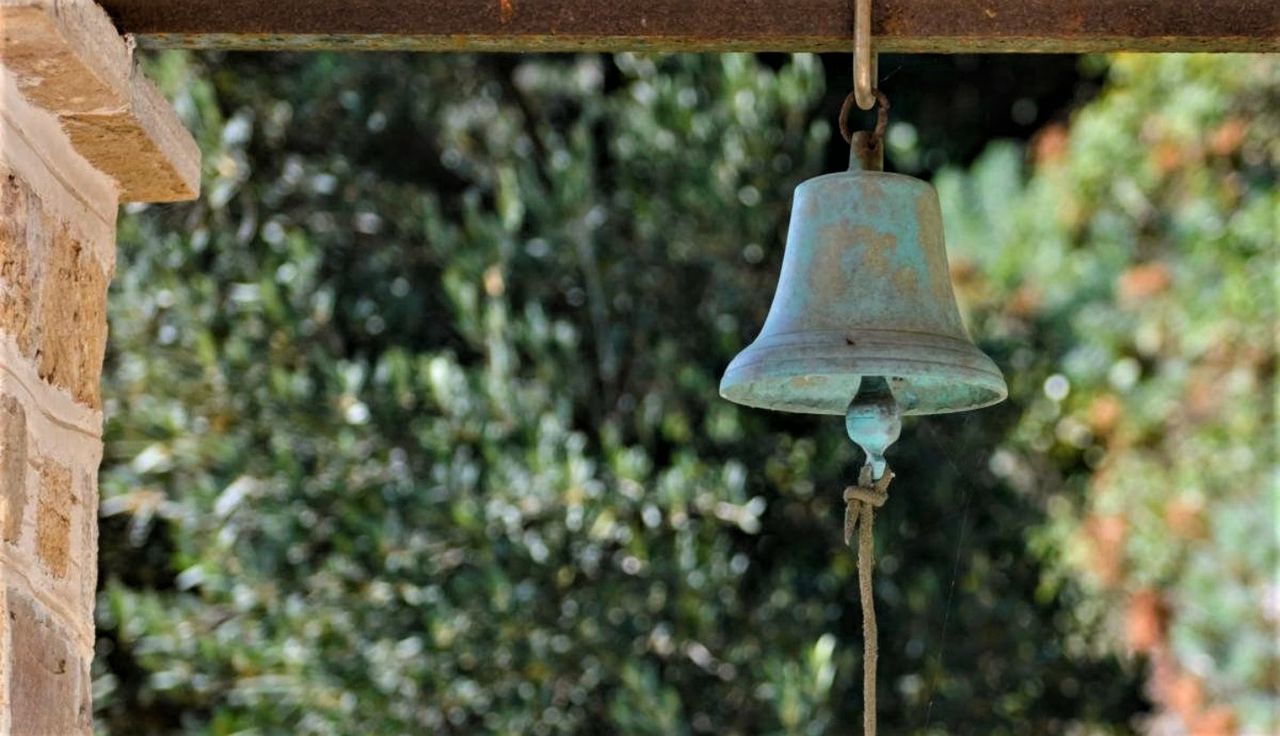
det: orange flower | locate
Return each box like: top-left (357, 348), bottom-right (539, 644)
top-left (1190, 706), bottom-right (1238, 736)
top-left (1087, 394), bottom-right (1122, 437)
top-left (1118, 261), bottom-right (1172, 304)
top-left (1209, 118), bottom-right (1249, 158)
top-left (1164, 498), bottom-right (1207, 540)
top-left (1125, 588), bottom-right (1168, 653)
top-left (1032, 123), bottom-right (1069, 167)
top-left (1168, 671), bottom-right (1206, 724)
top-left (1082, 514), bottom-right (1128, 587)
top-left (1151, 140), bottom-right (1185, 175)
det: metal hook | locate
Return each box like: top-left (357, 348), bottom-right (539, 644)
top-left (853, 0), bottom-right (877, 110)
top-left (838, 88), bottom-right (890, 147)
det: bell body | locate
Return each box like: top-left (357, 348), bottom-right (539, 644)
top-left (720, 169), bottom-right (1007, 416)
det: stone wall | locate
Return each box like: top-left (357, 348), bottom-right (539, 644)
top-left (0, 1), bottom-right (199, 732)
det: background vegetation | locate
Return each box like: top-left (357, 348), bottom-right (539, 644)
top-left (95, 51), bottom-right (1275, 734)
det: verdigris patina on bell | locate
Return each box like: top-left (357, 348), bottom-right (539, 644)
top-left (719, 158), bottom-right (1006, 420)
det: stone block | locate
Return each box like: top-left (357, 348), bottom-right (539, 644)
top-left (7, 586), bottom-right (90, 735)
top-left (36, 456), bottom-right (72, 578)
top-left (0, 0), bottom-right (201, 202)
top-left (35, 220), bottom-right (109, 409)
top-left (0, 172), bottom-right (39, 355)
top-left (0, 394), bottom-right (27, 543)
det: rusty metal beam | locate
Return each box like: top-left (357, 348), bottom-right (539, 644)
top-left (99, 0), bottom-right (1279, 53)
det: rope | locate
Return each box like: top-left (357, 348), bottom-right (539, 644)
top-left (843, 463), bottom-right (893, 736)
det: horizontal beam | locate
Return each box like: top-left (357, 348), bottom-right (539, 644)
top-left (100, 0), bottom-right (1279, 53)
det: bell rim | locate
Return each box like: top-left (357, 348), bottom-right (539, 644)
top-left (719, 328), bottom-right (1007, 416)
top-left (720, 363), bottom-right (1008, 416)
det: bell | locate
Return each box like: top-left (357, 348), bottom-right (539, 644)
top-left (720, 159), bottom-right (1007, 420)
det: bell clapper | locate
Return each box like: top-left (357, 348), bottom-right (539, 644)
top-left (846, 376), bottom-right (902, 480)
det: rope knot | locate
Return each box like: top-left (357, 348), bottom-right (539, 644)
top-left (842, 464), bottom-right (893, 546)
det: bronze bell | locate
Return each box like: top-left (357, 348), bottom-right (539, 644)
top-left (720, 155), bottom-right (1007, 429)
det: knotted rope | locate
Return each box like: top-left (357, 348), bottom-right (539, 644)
top-left (843, 463), bottom-right (893, 736)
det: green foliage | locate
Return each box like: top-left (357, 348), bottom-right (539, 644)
top-left (94, 51), bottom-right (1168, 735)
top-left (938, 54), bottom-right (1278, 732)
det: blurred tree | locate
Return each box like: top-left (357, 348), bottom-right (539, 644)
top-left (939, 54), bottom-right (1278, 734)
top-left (95, 50), bottom-right (1168, 735)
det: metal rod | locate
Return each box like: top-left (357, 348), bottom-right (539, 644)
top-left (99, 0), bottom-right (1279, 53)
top-left (854, 0), bottom-right (875, 110)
